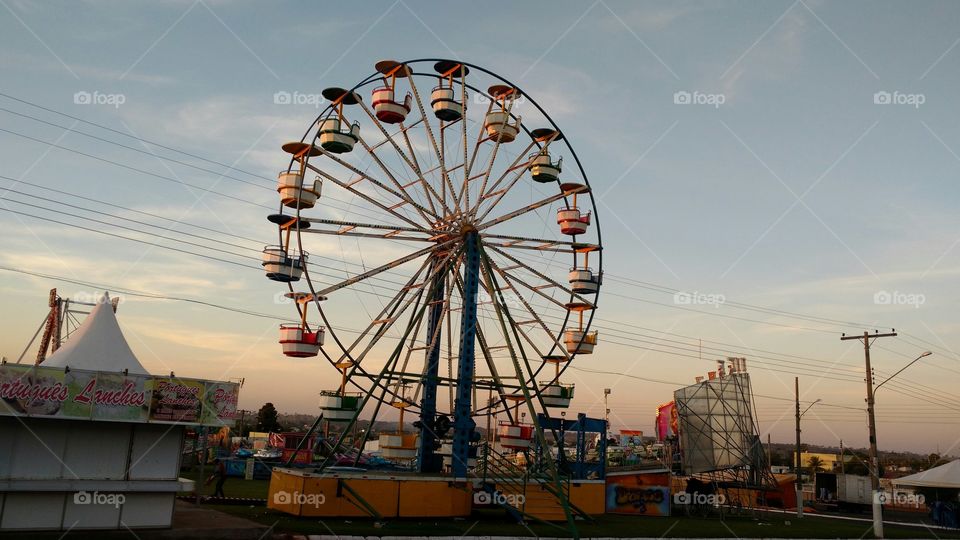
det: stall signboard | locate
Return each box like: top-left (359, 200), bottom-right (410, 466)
top-left (605, 471), bottom-right (671, 516)
top-left (655, 401), bottom-right (678, 440)
top-left (0, 364), bottom-right (237, 426)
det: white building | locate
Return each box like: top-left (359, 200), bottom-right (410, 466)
top-left (0, 294), bottom-right (239, 531)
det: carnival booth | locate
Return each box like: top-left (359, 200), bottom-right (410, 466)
top-left (0, 293), bottom-right (239, 531)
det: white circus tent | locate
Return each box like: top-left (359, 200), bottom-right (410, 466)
top-left (42, 292), bottom-right (149, 375)
top-left (895, 460), bottom-right (960, 489)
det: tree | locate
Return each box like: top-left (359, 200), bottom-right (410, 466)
top-left (808, 456), bottom-right (824, 475)
top-left (256, 402), bottom-right (282, 433)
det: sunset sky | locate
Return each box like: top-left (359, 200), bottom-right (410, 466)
top-left (2, 0), bottom-right (959, 454)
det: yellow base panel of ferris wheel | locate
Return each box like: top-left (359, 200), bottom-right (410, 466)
top-left (495, 479), bottom-right (606, 521)
top-left (268, 468), bottom-right (473, 518)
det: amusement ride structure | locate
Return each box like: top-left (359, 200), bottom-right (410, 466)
top-left (263, 59), bottom-right (603, 526)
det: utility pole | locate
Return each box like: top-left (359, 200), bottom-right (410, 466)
top-left (840, 439), bottom-right (845, 475)
top-left (767, 433), bottom-right (772, 470)
top-left (842, 330), bottom-right (896, 539)
top-left (603, 388), bottom-right (611, 438)
top-left (795, 377), bottom-right (803, 517)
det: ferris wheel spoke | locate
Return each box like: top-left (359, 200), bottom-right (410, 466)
top-left (355, 99), bottom-right (449, 220)
top-left (333, 255), bottom-right (433, 364)
top-left (485, 243), bottom-right (595, 306)
top-left (347, 252), bottom-right (462, 372)
top-left (303, 228), bottom-right (433, 243)
top-left (405, 72), bottom-right (462, 218)
top-left (458, 98), bottom-right (496, 213)
top-left (356, 99), bottom-right (423, 175)
top-left (397, 252), bottom-right (462, 401)
top-left (477, 246), bottom-right (551, 413)
top-left (484, 253), bottom-right (570, 362)
top-left (398, 129), bottom-right (441, 218)
top-left (467, 101), bottom-right (522, 218)
top-left (355, 136), bottom-right (438, 225)
top-left (314, 238), bottom-right (456, 297)
top-left (339, 246), bottom-right (463, 407)
top-left (474, 133), bottom-right (563, 223)
top-left (480, 232), bottom-right (580, 248)
top-left (458, 74), bottom-right (470, 217)
top-left (304, 162), bottom-right (424, 229)
top-left (477, 185), bottom-right (588, 232)
top-left (356, 92), bottom-right (455, 221)
top-left (470, 139), bottom-right (537, 220)
top-left (309, 150), bottom-right (436, 225)
top-left (302, 217), bottom-right (437, 235)
top-left (301, 214), bottom-right (438, 242)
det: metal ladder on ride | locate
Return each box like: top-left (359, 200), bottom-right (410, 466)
top-left (478, 443), bottom-right (590, 528)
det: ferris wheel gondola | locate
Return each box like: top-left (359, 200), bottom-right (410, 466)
top-left (265, 59), bottom-right (603, 480)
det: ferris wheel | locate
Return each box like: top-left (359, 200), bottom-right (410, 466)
top-left (263, 59), bottom-right (602, 476)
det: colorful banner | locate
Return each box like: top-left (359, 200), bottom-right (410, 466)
top-left (0, 364), bottom-right (236, 426)
top-left (200, 381), bottom-right (239, 425)
top-left (149, 378), bottom-right (204, 423)
top-left (605, 472), bottom-right (671, 516)
top-left (655, 401), bottom-right (678, 440)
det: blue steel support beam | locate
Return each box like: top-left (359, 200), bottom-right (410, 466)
top-left (451, 231), bottom-right (480, 477)
top-left (416, 258), bottom-right (445, 473)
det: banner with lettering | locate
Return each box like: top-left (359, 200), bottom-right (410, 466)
top-left (148, 378), bottom-right (204, 423)
top-left (605, 471), bottom-right (671, 516)
top-left (0, 364), bottom-right (236, 426)
top-left (90, 372), bottom-right (151, 421)
top-left (200, 381), bottom-right (239, 425)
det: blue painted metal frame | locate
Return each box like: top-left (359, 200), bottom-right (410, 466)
top-left (451, 231), bottom-right (481, 477)
top-left (537, 413), bottom-right (607, 480)
top-left (416, 260), bottom-right (446, 473)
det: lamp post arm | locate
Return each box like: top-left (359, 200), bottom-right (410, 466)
top-left (875, 352), bottom-right (931, 393)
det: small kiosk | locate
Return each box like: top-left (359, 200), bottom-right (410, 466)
top-left (0, 293), bottom-right (240, 531)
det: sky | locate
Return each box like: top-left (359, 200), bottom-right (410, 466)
top-left (1, 0), bottom-right (959, 455)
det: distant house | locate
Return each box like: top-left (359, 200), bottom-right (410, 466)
top-left (793, 452), bottom-right (855, 471)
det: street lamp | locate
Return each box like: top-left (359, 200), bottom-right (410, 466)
top-left (874, 351), bottom-right (932, 393)
top-left (801, 399), bottom-right (822, 418)
top-left (795, 377), bottom-right (821, 518)
top-left (865, 350), bottom-right (932, 538)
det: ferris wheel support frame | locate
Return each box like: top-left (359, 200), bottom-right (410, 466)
top-left (450, 230), bottom-right (481, 478)
top-left (477, 245), bottom-right (578, 530)
top-left (315, 244), bottom-right (462, 470)
top-left (417, 257), bottom-right (447, 473)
